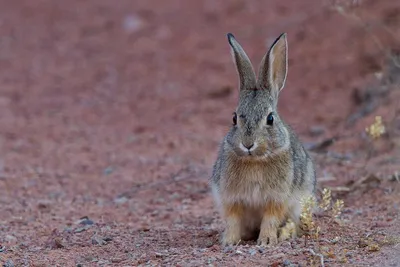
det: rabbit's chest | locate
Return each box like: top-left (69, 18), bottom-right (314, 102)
top-left (223, 164), bottom-right (291, 206)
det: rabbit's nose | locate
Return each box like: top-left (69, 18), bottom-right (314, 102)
top-left (242, 142), bottom-right (254, 150)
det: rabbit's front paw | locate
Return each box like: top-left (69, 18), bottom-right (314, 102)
top-left (257, 229), bottom-right (278, 246)
top-left (222, 231), bottom-right (241, 246)
top-left (222, 203), bottom-right (243, 246)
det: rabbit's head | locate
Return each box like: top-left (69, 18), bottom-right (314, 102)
top-left (225, 33), bottom-right (290, 158)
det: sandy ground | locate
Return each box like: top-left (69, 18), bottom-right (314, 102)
top-left (0, 0), bottom-right (399, 266)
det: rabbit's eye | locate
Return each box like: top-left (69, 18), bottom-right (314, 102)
top-left (266, 113), bottom-right (274, 126)
top-left (233, 112), bottom-right (237, 125)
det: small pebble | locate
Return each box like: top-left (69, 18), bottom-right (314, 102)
top-left (223, 246), bottom-right (233, 253)
top-left (258, 246), bottom-right (265, 254)
top-left (122, 14), bottom-right (144, 33)
top-left (103, 166), bottom-right (114, 175)
top-left (74, 225), bottom-right (91, 233)
top-left (331, 236), bottom-right (340, 244)
top-left (76, 216), bottom-right (94, 226)
top-left (103, 237), bottom-right (113, 242)
top-left (53, 238), bottom-right (65, 249)
top-left (309, 125), bottom-right (325, 136)
top-left (204, 240), bottom-right (214, 248)
top-left (355, 209), bottom-right (363, 215)
top-left (248, 248), bottom-right (257, 256)
top-left (209, 244), bottom-right (219, 252)
top-left (346, 252), bottom-right (353, 258)
top-left (114, 196), bottom-right (128, 204)
top-left (282, 259), bottom-right (292, 266)
top-left (91, 235), bottom-right (107, 246)
top-left (3, 259), bottom-right (14, 267)
top-left (5, 235), bottom-right (16, 242)
top-left (63, 227), bottom-right (73, 233)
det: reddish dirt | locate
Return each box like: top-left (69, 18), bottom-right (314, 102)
top-left (0, 0), bottom-right (399, 266)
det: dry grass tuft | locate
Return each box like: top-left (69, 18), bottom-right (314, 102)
top-left (319, 188), bottom-right (332, 211)
top-left (331, 199), bottom-right (345, 220)
top-left (382, 236), bottom-right (400, 246)
top-left (366, 116), bottom-right (386, 139)
top-left (279, 219), bottom-right (297, 241)
top-left (300, 196), bottom-right (317, 237)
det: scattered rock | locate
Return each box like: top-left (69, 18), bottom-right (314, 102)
top-left (76, 216), bottom-right (94, 226)
top-left (37, 201), bottom-right (52, 211)
top-left (73, 216), bottom-right (94, 232)
top-left (111, 258), bottom-right (123, 263)
top-left (91, 235), bottom-right (111, 246)
top-left (114, 196), bottom-right (128, 204)
top-left (223, 246), bottom-right (233, 253)
top-left (331, 236), bottom-right (340, 244)
top-left (204, 240), bottom-right (214, 248)
top-left (346, 252), bottom-right (353, 258)
top-left (63, 226), bottom-right (73, 233)
top-left (209, 244), bottom-right (219, 252)
top-left (309, 125), bottom-right (325, 137)
top-left (103, 166), bottom-right (114, 176)
top-left (155, 252), bottom-right (168, 258)
top-left (52, 238), bottom-right (65, 249)
top-left (291, 250), bottom-right (299, 256)
top-left (5, 235), bottom-right (16, 243)
top-left (122, 14), bottom-right (144, 33)
top-left (355, 209), bottom-right (363, 215)
top-left (45, 229), bottom-right (65, 249)
top-left (139, 225), bottom-right (151, 232)
top-left (258, 246), bottom-right (266, 254)
top-left (3, 259), bottom-right (14, 267)
top-left (46, 231), bottom-right (65, 249)
top-left (235, 249), bottom-right (243, 254)
top-left (282, 259), bottom-right (292, 266)
top-left (0, 245), bottom-right (5, 252)
top-left (18, 242), bottom-right (29, 250)
top-left (248, 248), bottom-right (257, 256)
top-left (103, 237), bottom-right (113, 242)
top-left (74, 226), bottom-right (92, 233)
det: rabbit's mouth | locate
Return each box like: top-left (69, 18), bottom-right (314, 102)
top-left (233, 141), bottom-right (278, 159)
top-left (235, 142), bottom-right (264, 158)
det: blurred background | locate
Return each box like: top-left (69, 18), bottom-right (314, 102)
top-left (0, 0), bottom-right (399, 265)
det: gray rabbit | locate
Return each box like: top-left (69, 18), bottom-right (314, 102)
top-left (210, 33), bottom-right (316, 246)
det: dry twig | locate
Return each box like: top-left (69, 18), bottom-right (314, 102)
top-left (307, 248), bottom-right (325, 267)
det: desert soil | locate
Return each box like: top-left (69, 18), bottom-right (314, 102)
top-left (0, 0), bottom-right (400, 266)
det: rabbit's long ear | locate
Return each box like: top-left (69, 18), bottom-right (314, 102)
top-left (227, 33), bottom-right (256, 91)
top-left (257, 33), bottom-right (288, 94)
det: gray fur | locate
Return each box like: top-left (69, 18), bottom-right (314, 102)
top-left (210, 33), bottom-right (316, 246)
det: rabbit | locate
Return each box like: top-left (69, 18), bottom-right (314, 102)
top-left (210, 32), bottom-right (316, 247)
